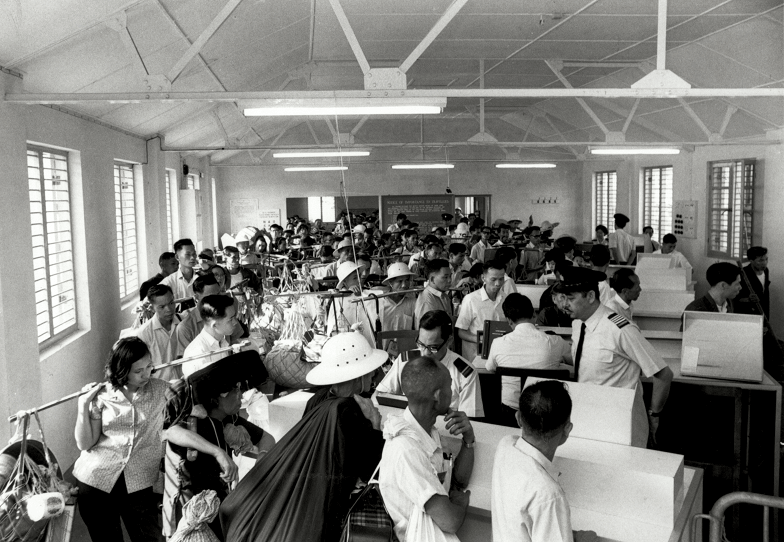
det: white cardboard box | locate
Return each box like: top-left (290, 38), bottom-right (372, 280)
top-left (680, 311), bottom-right (764, 382)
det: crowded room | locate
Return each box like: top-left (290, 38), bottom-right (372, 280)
top-left (1, 1), bottom-right (784, 541)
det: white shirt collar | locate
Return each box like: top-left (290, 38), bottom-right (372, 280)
top-left (514, 436), bottom-right (561, 482)
top-left (403, 407), bottom-right (440, 456)
top-left (613, 291), bottom-right (630, 310)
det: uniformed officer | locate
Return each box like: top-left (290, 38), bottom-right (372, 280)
top-left (556, 266), bottom-right (673, 447)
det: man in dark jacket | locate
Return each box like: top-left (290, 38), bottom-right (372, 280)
top-left (736, 246), bottom-right (770, 319)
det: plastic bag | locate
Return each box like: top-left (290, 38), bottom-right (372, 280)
top-left (169, 490), bottom-right (221, 542)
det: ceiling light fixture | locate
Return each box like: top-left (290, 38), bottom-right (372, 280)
top-left (391, 163), bottom-right (455, 170)
top-left (273, 150), bottom-right (370, 158)
top-left (244, 97), bottom-right (445, 117)
top-left (495, 163), bottom-right (557, 169)
top-left (284, 166), bottom-right (348, 172)
top-left (590, 147), bottom-right (680, 155)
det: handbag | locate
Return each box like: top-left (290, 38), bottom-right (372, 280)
top-left (340, 463), bottom-right (396, 542)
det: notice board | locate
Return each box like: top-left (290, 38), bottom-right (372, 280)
top-left (382, 195), bottom-right (454, 233)
top-left (673, 200), bottom-right (697, 239)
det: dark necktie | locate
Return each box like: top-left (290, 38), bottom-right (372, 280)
top-left (573, 322), bottom-right (587, 381)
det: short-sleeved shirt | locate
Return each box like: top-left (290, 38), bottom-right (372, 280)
top-left (520, 246), bottom-right (545, 281)
top-left (604, 291), bottom-right (633, 322)
top-left (73, 379), bottom-right (169, 493)
top-left (376, 349), bottom-right (484, 417)
top-left (572, 303), bottom-right (665, 389)
top-left (182, 328), bottom-right (229, 377)
top-left (455, 287), bottom-right (507, 361)
top-left (159, 268), bottom-right (198, 300)
top-left (379, 408), bottom-right (458, 542)
top-left (652, 249), bottom-right (692, 269)
top-left (486, 324), bottom-right (571, 409)
top-left (415, 285), bottom-right (453, 325)
top-left (598, 280), bottom-right (614, 306)
top-left (491, 435), bottom-right (573, 542)
top-left (609, 228), bottom-right (636, 264)
top-left (470, 241), bottom-right (489, 264)
top-left (175, 307), bottom-right (204, 358)
top-left (135, 313), bottom-right (183, 381)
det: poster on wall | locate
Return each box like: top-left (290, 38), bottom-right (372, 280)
top-left (381, 195), bottom-right (454, 234)
top-left (257, 209), bottom-right (281, 231)
top-left (230, 198), bottom-right (258, 234)
top-left (673, 200), bottom-right (698, 239)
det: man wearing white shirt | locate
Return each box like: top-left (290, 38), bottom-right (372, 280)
top-left (136, 284), bottom-right (183, 381)
top-left (387, 212), bottom-right (406, 233)
top-left (456, 261), bottom-right (509, 361)
top-left (608, 213), bottom-right (637, 265)
top-left (182, 295), bottom-right (240, 376)
top-left (491, 380), bottom-right (596, 542)
top-left (469, 227), bottom-right (492, 264)
top-left (379, 356), bottom-right (475, 542)
top-left (159, 238), bottom-right (199, 300)
top-left (377, 310), bottom-right (484, 417)
top-left (606, 268), bottom-right (641, 322)
top-left (485, 293), bottom-right (572, 427)
top-left (447, 243), bottom-right (472, 289)
top-left (175, 273), bottom-right (222, 357)
top-left (653, 233), bottom-right (692, 271)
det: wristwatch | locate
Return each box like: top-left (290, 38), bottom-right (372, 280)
top-left (462, 438), bottom-right (476, 449)
top-left (647, 409), bottom-right (661, 418)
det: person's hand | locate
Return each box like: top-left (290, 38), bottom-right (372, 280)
top-left (444, 409), bottom-right (475, 444)
top-left (77, 382), bottom-right (102, 408)
top-left (648, 414), bottom-right (660, 445)
top-left (354, 394), bottom-right (382, 430)
top-left (449, 489), bottom-right (470, 508)
top-left (231, 343), bottom-right (243, 354)
top-left (349, 284), bottom-right (362, 296)
top-left (214, 448), bottom-right (239, 483)
top-left (573, 530), bottom-right (599, 542)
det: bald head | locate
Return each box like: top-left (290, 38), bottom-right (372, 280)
top-left (401, 356), bottom-right (450, 404)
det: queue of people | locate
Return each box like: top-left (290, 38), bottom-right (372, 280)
top-left (66, 208), bottom-right (776, 542)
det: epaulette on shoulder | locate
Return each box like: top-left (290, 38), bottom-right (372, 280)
top-left (607, 312), bottom-right (630, 329)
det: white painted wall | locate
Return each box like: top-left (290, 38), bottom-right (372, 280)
top-left (213, 161), bottom-right (585, 239)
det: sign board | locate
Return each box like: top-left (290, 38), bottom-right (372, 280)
top-left (673, 200), bottom-right (697, 238)
top-left (230, 199), bottom-right (281, 234)
top-left (381, 195), bottom-right (454, 234)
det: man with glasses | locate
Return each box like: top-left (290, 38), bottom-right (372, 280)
top-left (470, 227), bottom-right (492, 264)
top-left (376, 309), bottom-right (484, 417)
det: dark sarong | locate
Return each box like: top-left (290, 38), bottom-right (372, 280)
top-left (219, 395), bottom-right (384, 542)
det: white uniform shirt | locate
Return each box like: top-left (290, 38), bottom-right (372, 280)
top-left (455, 287), bottom-right (507, 361)
top-left (159, 268), bottom-right (198, 300)
top-left (379, 408), bottom-right (458, 542)
top-left (181, 327), bottom-right (229, 376)
top-left (598, 280), bottom-right (614, 306)
top-left (376, 349), bottom-right (484, 417)
top-left (609, 228), bottom-right (636, 264)
top-left (652, 249), bottom-right (692, 269)
top-left (604, 291), bottom-right (633, 322)
top-left (491, 435), bottom-right (574, 542)
top-left (135, 313), bottom-right (183, 381)
top-left (485, 323), bottom-right (571, 409)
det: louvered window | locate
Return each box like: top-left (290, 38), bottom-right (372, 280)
top-left (114, 163), bottom-right (138, 299)
top-left (28, 147), bottom-right (77, 345)
top-left (642, 166), bottom-right (673, 243)
top-left (165, 169), bottom-right (175, 249)
top-left (708, 160), bottom-right (755, 260)
top-left (593, 171), bottom-right (617, 233)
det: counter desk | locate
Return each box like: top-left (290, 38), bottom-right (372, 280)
top-left (267, 390), bottom-right (703, 542)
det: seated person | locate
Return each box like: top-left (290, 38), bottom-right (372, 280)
top-left (592, 224), bottom-right (609, 246)
top-left (606, 268), bottom-right (641, 322)
top-left (683, 262), bottom-right (741, 315)
top-left (220, 333), bottom-right (386, 542)
top-left (535, 289), bottom-right (574, 328)
top-left (456, 260), bottom-right (509, 361)
top-left (223, 246), bottom-right (262, 294)
top-left (653, 233), bottom-right (692, 271)
top-left (377, 310), bottom-right (484, 417)
top-left (538, 260), bottom-right (571, 311)
top-left (491, 380), bottom-right (596, 542)
top-left (536, 249), bottom-right (565, 286)
top-left (166, 354), bottom-right (275, 540)
top-left (139, 251), bottom-right (178, 301)
top-left (486, 294), bottom-right (572, 428)
top-left (379, 356), bottom-right (476, 542)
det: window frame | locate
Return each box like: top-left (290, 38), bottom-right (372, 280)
top-left (165, 169), bottom-right (175, 250)
top-left (28, 145), bottom-right (78, 347)
top-left (707, 159), bottom-right (756, 261)
top-left (593, 170), bottom-right (617, 234)
top-left (641, 165), bottom-right (673, 243)
top-left (114, 162), bottom-right (139, 300)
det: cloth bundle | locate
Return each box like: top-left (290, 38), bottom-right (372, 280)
top-left (169, 490), bottom-right (221, 542)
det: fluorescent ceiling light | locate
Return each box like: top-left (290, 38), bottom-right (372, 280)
top-left (273, 150), bottom-right (370, 158)
top-left (590, 147), bottom-right (680, 155)
top-left (284, 166), bottom-right (348, 172)
top-left (244, 97), bottom-right (445, 117)
top-left (495, 163), bottom-right (556, 169)
top-left (391, 164), bottom-right (455, 170)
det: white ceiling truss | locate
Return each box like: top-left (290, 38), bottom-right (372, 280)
top-left (0, 0), bottom-right (781, 163)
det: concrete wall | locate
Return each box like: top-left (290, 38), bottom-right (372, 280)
top-left (214, 161), bottom-right (585, 238)
top-left (581, 142), bottom-right (784, 338)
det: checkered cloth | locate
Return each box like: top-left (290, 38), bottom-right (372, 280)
top-left (343, 482), bottom-right (398, 542)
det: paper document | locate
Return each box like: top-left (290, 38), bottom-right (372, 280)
top-left (681, 346), bottom-right (700, 372)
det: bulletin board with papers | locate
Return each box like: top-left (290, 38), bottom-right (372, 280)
top-left (673, 200), bottom-right (697, 238)
top-left (230, 199), bottom-right (281, 234)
